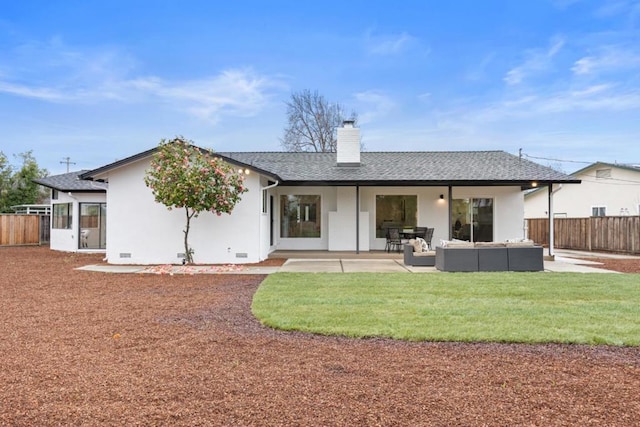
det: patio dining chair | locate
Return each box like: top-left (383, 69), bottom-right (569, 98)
top-left (414, 227), bottom-right (428, 239)
top-left (385, 228), bottom-right (403, 253)
top-left (424, 227), bottom-right (434, 250)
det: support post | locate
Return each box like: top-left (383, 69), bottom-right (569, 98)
top-left (356, 185), bottom-right (360, 254)
top-left (548, 184), bottom-right (555, 260)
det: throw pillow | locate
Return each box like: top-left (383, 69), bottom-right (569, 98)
top-left (416, 237), bottom-right (428, 251)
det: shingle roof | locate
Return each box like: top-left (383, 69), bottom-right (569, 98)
top-left (34, 170), bottom-right (108, 191)
top-left (220, 151), bottom-right (578, 186)
top-left (80, 146), bottom-right (578, 188)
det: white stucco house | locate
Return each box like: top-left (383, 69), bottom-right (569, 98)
top-left (34, 171), bottom-right (107, 252)
top-left (525, 162), bottom-right (640, 219)
top-left (70, 122), bottom-right (579, 265)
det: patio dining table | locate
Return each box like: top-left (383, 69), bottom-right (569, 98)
top-left (400, 229), bottom-right (420, 239)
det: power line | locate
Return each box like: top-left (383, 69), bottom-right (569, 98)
top-left (522, 153), bottom-right (591, 164)
top-left (521, 151), bottom-right (640, 167)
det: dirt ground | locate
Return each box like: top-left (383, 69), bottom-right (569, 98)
top-left (1, 246), bottom-right (639, 426)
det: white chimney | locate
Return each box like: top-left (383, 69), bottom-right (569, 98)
top-left (336, 120), bottom-right (360, 166)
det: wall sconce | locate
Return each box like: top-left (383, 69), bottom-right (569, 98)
top-left (439, 194), bottom-right (444, 200)
top-left (531, 181), bottom-right (538, 188)
top-left (238, 168), bottom-right (251, 175)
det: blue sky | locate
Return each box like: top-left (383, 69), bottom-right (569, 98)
top-left (1, 0), bottom-right (639, 175)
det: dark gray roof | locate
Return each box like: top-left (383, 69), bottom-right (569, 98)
top-left (80, 146), bottom-right (579, 188)
top-left (221, 151), bottom-right (578, 187)
top-left (34, 170), bottom-right (107, 192)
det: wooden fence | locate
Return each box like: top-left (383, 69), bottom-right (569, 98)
top-left (0, 214), bottom-right (49, 246)
top-left (527, 216), bottom-right (640, 254)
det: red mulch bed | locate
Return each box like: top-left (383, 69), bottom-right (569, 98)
top-left (1, 246), bottom-right (638, 426)
top-left (574, 257), bottom-right (640, 274)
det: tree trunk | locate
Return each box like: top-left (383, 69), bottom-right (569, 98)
top-left (184, 207), bottom-right (194, 264)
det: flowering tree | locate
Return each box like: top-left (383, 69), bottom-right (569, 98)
top-left (144, 137), bottom-right (247, 264)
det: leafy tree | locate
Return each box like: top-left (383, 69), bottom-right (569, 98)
top-left (281, 89), bottom-right (358, 152)
top-left (0, 151), bottom-right (48, 213)
top-left (144, 137), bottom-right (248, 264)
top-left (0, 152), bottom-right (11, 212)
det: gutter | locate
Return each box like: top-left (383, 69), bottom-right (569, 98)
top-left (261, 180), bottom-right (279, 191)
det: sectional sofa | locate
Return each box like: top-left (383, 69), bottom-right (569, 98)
top-left (403, 242), bottom-right (436, 266)
top-left (434, 240), bottom-right (544, 272)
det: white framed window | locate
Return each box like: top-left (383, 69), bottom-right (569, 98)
top-left (375, 195), bottom-right (417, 238)
top-left (591, 206), bottom-right (606, 217)
top-left (280, 195), bottom-right (321, 238)
top-left (262, 189), bottom-right (268, 214)
top-left (53, 203), bottom-right (72, 229)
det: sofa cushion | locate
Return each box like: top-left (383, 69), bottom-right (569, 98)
top-left (414, 251), bottom-right (436, 257)
top-left (474, 242), bottom-right (506, 247)
top-left (445, 241), bottom-right (475, 248)
top-left (505, 240), bottom-right (535, 247)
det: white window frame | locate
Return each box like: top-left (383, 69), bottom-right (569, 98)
top-left (591, 206), bottom-right (606, 217)
top-left (52, 203), bottom-right (73, 229)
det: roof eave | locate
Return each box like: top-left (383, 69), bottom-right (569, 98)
top-left (80, 146), bottom-right (281, 182)
top-left (276, 179), bottom-right (582, 187)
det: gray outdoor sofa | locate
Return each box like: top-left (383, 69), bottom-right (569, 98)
top-left (435, 241), bottom-right (544, 272)
top-left (403, 243), bottom-right (436, 266)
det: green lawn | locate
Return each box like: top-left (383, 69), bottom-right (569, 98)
top-left (251, 272), bottom-right (640, 345)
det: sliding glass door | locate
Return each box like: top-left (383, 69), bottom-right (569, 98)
top-left (79, 203), bottom-right (106, 249)
top-left (451, 198), bottom-right (493, 242)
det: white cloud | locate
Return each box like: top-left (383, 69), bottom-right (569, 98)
top-left (365, 31), bottom-right (417, 55)
top-left (572, 46), bottom-right (640, 75)
top-left (504, 36), bottom-right (565, 85)
top-left (353, 90), bottom-right (396, 124)
top-left (0, 38), bottom-right (286, 123)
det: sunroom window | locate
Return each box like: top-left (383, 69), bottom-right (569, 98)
top-left (53, 203), bottom-right (72, 229)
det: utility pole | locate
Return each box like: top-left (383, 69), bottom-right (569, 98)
top-left (60, 157), bottom-right (76, 173)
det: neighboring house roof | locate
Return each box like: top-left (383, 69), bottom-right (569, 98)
top-left (524, 161), bottom-right (638, 198)
top-left (81, 147), bottom-right (578, 189)
top-left (34, 170), bottom-right (108, 192)
top-left (568, 161), bottom-right (640, 177)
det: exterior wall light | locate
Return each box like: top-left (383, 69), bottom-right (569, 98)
top-left (439, 194), bottom-right (444, 200)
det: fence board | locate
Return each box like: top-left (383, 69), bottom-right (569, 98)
top-left (0, 214), bottom-right (42, 246)
top-left (527, 216), bottom-right (640, 255)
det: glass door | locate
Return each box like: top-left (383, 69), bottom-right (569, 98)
top-left (451, 198), bottom-right (493, 242)
top-left (79, 203), bottom-right (106, 249)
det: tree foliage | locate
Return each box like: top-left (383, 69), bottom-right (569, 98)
top-left (143, 137), bottom-right (248, 263)
top-left (281, 89), bottom-right (357, 152)
top-left (0, 150), bottom-right (49, 213)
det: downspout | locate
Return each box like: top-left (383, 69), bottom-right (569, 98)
top-left (261, 180), bottom-right (279, 192)
top-left (548, 184), bottom-right (563, 259)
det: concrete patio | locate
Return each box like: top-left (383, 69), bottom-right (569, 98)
top-left (77, 249), bottom-right (636, 274)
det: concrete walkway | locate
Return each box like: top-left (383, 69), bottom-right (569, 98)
top-left (77, 249), bottom-right (627, 274)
